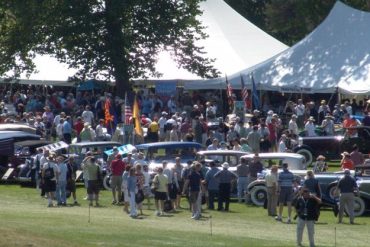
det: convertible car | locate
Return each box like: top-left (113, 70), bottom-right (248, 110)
top-left (294, 126), bottom-right (370, 165)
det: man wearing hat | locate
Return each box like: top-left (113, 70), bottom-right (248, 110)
top-left (295, 187), bottom-right (322, 247)
top-left (321, 114), bottom-right (335, 136)
top-left (288, 114), bottom-right (299, 136)
top-left (304, 117), bottom-right (316, 137)
top-left (110, 154), bottom-right (125, 204)
top-left (158, 111), bottom-right (168, 141)
top-left (335, 169), bottom-right (358, 224)
top-left (41, 153), bottom-right (59, 207)
top-left (214, 162), bottom-right (237, 211)
top-left (313, 155), bottom-right (328, 173)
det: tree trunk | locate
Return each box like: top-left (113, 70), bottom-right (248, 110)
top-left (104, 0), bottom-right (131, 97)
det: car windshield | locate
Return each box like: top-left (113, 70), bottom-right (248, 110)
top-left (198, 154), bottom-right (239, 167)
top-left (145, 147), bottom-right (198, 162)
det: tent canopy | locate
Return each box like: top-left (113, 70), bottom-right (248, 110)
top-left (196, 1), bottom-right (370, 94)
top-left (2, 0), bottom-right (288, 85)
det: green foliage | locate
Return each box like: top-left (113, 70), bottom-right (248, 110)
top-left (227, 0), bottom-right (370, 46)
top-left (0, 0), bottom-right (220, 92)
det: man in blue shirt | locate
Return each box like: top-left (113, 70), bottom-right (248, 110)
top-left (205, 161), bottom-right (220, 210)
top-left (62, 116), bottom-right (72, 144)
top-left (276, 163), bottom-right (294, 223)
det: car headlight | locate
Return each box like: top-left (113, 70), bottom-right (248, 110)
top-left (298, 137), bottom-right (303, 146)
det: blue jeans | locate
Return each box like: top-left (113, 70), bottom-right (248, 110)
top-left (56, 180), bottom-right (67, 204)
top-left (237, 177), bottom-right (248, 201)
top-left (208, 189), bottom-right (218, 209)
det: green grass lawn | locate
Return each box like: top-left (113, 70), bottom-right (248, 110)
top-left (0, 185), bottom-right (369, 247)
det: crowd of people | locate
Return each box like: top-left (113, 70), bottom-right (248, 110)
top-left (1, 84), bottom-right (369, 247)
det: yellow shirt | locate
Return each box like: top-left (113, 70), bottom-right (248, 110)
top-left (149, 121), bottom-right (159, 133)
top-left (154, 174), bottom-right (168, 192)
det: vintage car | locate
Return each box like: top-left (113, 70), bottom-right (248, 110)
top-left (244, 153), bottom-right (307, 206)
top-left (17, 141), bottom-right (68, 185)
top-left (294, 126), bottom-right (370, 166)
top-left (315, 163), bottom-right (370, 217)
top-left (196, 150), bottom-right (250, 167)
top-left (0, 131), bottom-right (41, 181)
top-left (136, 141), bottom-right (202, 174)
top-left (0, 123), bottom-right (37, 134)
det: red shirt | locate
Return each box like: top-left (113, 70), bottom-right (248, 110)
top-left (111, 159), bottom-right (125, 176)
top-left (74, 121), bottom-right (84, 135)
top-left (341, 159), bottom-right (354, 170)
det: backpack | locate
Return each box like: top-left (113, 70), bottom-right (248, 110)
top-left (44, 163), bottom-right (55, 180)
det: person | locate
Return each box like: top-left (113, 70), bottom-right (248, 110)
top-left (336, 169), bottom-right (358, 224)
top-left (81, 105), bottom-right (94, 126)
top-left (121, 165), bottom-right (131, 214)
top-left (55, 156), bottom-right (68, 206)
top-left (95, 119), bottom-right (106, 141)
top-left (276, 163), bottom-right (294, 223)
top-left (246, 125), bottom-right (261, 153)
top-left (153, 167), bottom-right (168, 216)
top-left (205, 161), bottom-right (220, 210)
top-left (83, 157), bottom-right (101, 207)
top-left (127, 167), bottom-right (138, 218)
top-left (343, 113), bottom-right (358, 138)
top-left (295, 99), bottom-right (305, 129)
top-left (288, 114), bottom-right (299, 136)
top-left (313, 155), bottom-right (328, 173)
top-left (182, 162), bottom-right (204, 220)
top-left (123, 152), bottom-right (135, 167)
top-left (265, 165), bottom-right (278, 216)
top-left (66, 156), bottom-right (78, 205)
top-left (62, 116), bottom-right (72, 144)
top-left (278, 134), bottom-right (288, 153)
top-left (304, 117), bottom-right (316, 137)
top-left (214, 162), bottom-right (237, 211)
top-left (173, 157), bottom-right (183, 209)
top-left (295, 188), bottom-right (322, 247)
top-left (321, 114), bottom-right (335, 136)
top-left (248, 153), bottom-right (263, 191)
top-left (340, 152), bottom-right (354, 170)
top-left (110, 154), bottom-right (125, 204)
top-left (41, 153), bottom-right (59, 207)
top-left (134, 164), bottom-right (145, 215)
top-left (350, 144), bottom-right (364, 167)
top-left (142, 164), bottom-right (152, 209)
top-left (235, 157), bottom-right (249, 203)
top-left (303, 171), bottom-right (321, 198)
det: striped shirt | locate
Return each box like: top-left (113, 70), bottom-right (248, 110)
top-left (278, 169), bottom-right (294, 188)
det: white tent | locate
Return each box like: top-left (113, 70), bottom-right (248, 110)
top-left (2, 0), bottom-right (288, 85)
top-left (199, 1), bottom-right (370, 94)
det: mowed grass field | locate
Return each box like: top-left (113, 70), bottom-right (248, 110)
top-left (0, 184), bottom-right (369, 247)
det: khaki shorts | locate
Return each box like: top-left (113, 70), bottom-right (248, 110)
top-left (111, 176), bottom-right (122, 190)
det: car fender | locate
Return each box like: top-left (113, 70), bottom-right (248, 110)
top-left (358, 191), bottom-right (370, 201)
top-left (247, 180), bottom-right (266, 192)
top-left (292, 144), bottom-right (313, 154)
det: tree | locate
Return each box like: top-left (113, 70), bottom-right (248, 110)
top-left (0, 0), bottom-right (220, 94)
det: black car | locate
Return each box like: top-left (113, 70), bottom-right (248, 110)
top-left (294, 126), bottom-right (370, 165)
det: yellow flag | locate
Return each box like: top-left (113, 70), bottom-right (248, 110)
top-left (133, 96), bottom-right (143, 136)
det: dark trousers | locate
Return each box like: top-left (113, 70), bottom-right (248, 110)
top-left (208, 189), bottom-right (218, 210)
top-left (63, 133), bottom-right (72, 144)
top-left (218, 183), bottom-right (231, 211)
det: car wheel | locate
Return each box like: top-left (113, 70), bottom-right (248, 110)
top-left (328, 185), bottom-right (338, 200)
top-left (345, 197), bottom-right (366, 217)
top-left (250, 186), bottom-right (267, 207)
top-left (103, 174), bottom-right (112, 191)
top-left (296, 148), bottom-right (313, 167)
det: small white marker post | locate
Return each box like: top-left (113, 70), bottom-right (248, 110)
top-left (88, 203), bottom-right (91, 223)
top-left (210, 215), bottom-right (213, 236)
top-left (334, 227), bottom-right (336, 247)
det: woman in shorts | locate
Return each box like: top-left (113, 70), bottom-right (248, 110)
top-left (153, 167), bottom-right (168, 216)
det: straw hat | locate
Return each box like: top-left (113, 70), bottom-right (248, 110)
top-left (316, 155), bottom-right (326, 161)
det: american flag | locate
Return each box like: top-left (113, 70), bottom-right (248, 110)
top-left (124, 93), bottom-right (132, 125)
top-left (226, 75), bottom-right (234, 108)
top-left (240, 74), bottom-right (249, 107)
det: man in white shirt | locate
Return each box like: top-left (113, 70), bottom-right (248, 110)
top-left (305, 117), bottom-right (317, 137)
top-left (81, 105), bottom-right (94, 126)
top-left (295, 99), bottom-right (305, 129)
top-left (158, 112), bottom-right (168, 141)
top-left (278, 134), bottom-right (288, 153)
top-left (288, 115), bottom-right (299, 136)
